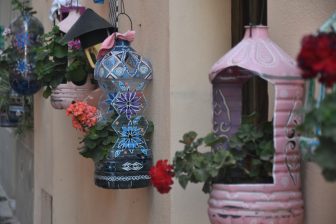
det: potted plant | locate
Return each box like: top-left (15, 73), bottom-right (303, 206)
top-left (149, 117), bottom-right (273, 192)
top-left (66, 101), bottom-right (153, 188)
top-left (7, 0), bottom-right (44, 96)
top-left (151, 26), bottom-right (304, 224)
top-left (34, 25), bottom-right (96, 109)
top-left (0, 21), bottom-right (33, 134)
top-left (297, 28), bottom-right (336, 181)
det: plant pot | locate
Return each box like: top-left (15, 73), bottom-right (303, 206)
top-left (0, 112), bottom-right (18, 127)
top-left (94, 152), bottom-right (152, 189)
top-left (50, 78), bottom-right (96, 110)
top-left (208, 181), bottom-right (304, 224)
top-left (0, 90), bottom-right (25, 127)
top-left (9, 14), bottom-right (44, 96)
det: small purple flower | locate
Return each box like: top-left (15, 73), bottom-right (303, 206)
top-left (114, 90), bottom-right (142, 119)
top-left (68, 39), bottom-right (81, 50)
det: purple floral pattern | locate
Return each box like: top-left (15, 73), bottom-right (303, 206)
top-left (113, 90), bottom-right (142, 119)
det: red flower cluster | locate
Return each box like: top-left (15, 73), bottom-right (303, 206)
top-left (149, 160), bottom-right (174, 194)
top-left (297, 32), bottom-right (336, 87)
top-left (66, 101), bottom-right (98, 132)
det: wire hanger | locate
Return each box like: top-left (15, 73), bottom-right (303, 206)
top-left (116, 0), bottom-right (133, 30)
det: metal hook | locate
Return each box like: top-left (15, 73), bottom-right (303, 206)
top-left (117, 12), bottom-right (133, 30)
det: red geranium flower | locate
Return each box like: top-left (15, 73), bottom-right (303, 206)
top-left (297, 32), bottom-right (336, 87)
top-left (149, 160), bottom-right (174, 194)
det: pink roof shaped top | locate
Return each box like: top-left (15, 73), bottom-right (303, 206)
top-left (209, 26), bottom-right (301, 82)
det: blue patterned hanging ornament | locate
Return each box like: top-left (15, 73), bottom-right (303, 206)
top-left (94, 31), bottom-right (153, 189)
top-left (9, 13), bottom-right (44, 95)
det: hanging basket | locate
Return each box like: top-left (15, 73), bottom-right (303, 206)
top-left (9, 13), bottom-right (44, 96)
top-left (50, 77), bottom-right (96, 110)
top-left (208, 26), bottom-right (304, 224)
top-left (93, 36), bottom-right (153, 189)
top-left (0, 90), bottom-right (25, 127)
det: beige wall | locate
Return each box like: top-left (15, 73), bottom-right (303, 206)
top-left (169, 1), bottom-right (231, 224)
top-left (32, 0), bottom-right (232, 223)
top-left (33, 0), bottom-right (170, 224)
top-left (269, 1), bottom-right (336, 224)
top-left (32, 0), bottom-right (336, 224)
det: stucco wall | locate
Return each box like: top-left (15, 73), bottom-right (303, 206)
top-left (0, 2), bottom-right (35, 224)
top-left (32, 0), bottom-right (171, 224)
top-left (32, 0), bottom-right (232, 223)
top-left (31, 0), bottom-right (336, 224)
top-left (268, 1), bottom-right (336, 224)
top-left (0, 129), bottom-right (34, 224)
top-left (169, 1), bottom-right (231, 224)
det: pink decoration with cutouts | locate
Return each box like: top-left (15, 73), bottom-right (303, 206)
top-left (208, 26), bottom-right (304, 224)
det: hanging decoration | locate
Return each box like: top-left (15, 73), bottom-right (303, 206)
top-left (49, 0), bottom-right (84, 21)
top-left (206, 26), bottom-right (304, 224)
top-left (64, 8), bottom-right (117, 68)
top-left (58, 5), bottom-right (86, 33)
top-left (0, 2), bottom-right (34, 132)
top-left (34, 2), bottom-right (96, 110)
top-left (298, 11), bottom-right (336, 182)
top-left (93, 28), bottom-right (153, 189)
top-left (8, 0), bottom-right (44, 96)
top-left (50, 78), bottom-right (96, 110)
top-left (0, 69), bottom-right (33, 133)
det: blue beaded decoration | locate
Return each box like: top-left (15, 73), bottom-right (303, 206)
top-left (94, 39), bottom-right (153, 189)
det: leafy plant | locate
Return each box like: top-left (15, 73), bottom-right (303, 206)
top-left (14, 96), bottom-right (34, 136)
top-left (80, 115), bottom-right (154, 163)
top-left (34, 26), bottom-right (68, 98)
top-left (297, 91), bottom-right (336, 181)
top-left (80, 117), bottom-right (117, 162)
top-left (173, 120), bottom-right (274, 193)
top-left (11, 0), bottom-right (36, 16)
top-left (34, 26), bottom-right (91, 98)
top-left (0, 66), bottom-right (33, 136)
top-left (66, 48), bottom-right (91, 85)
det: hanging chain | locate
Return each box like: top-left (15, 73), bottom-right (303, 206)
top-left (109, 0), bottom-right (119, 28)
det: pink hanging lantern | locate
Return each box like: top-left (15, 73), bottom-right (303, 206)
top-left (208, 26), bottom-right (304, 224)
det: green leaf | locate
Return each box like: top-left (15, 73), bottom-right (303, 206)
top-left (202, 181), bottom-right (212, 193)
top-left (102, 137), bottom-right (114, 145)
top-left (43, 87), bottom-right (52, 98)
top-left (203, 133), bottom-right (224, 146)
top-left (53, 44), bottom-right (68, 58)
top-left (178, 175), bottom-right (189, 189)
top-left (89, 133), bottom-right (100, 140)
top-left (180, 131), bottom-right (197, 145)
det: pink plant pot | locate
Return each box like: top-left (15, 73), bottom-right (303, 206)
top-left (50, 79), bottom-right (96, 110)
top-left (208, 183), bottom-right (304, 224)
top-left (207, 82), bottom-right (305, 224)
top-left (208, 27), bottom-right (305, 224)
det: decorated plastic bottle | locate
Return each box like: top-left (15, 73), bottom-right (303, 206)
top-left (9, 12), bottom-right (44, 95)
top-left (0, 90), bottom-right (25, 127)
top-left (208, 26), bottom-right (304, 224)
top-left (94, 35), bottom-right (153, 189)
